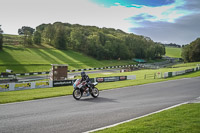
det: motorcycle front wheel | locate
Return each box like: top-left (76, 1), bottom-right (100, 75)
top-left (91, 87), bottom-right (99, 98)
top-left (73, 89), bottom-right (82, 100)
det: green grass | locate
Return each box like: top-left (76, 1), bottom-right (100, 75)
top-left (0, 86), bottom-right (73, 104)
top-left (0, 45), bottom-right (135, 73)
top-left (0, 62), bottom-right (200, 104)
top-left (0, 44), bottom-right (182, 73)
top-left (165, 47), bottom-right (182, 58)
top-left (3, 34), bottom-right (23, 45)
top-left (95, 103), bottom-right (200, 133)
top-left (0, 44), bottom-right (183, 73)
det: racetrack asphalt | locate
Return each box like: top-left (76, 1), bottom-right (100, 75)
top-left (0, 77), bottom-right (200, 133)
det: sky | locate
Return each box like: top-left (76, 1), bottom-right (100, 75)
top-left (1, 0), bottom-right (200, 45)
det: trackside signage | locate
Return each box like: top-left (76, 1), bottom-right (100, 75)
top-left (15, 83), bottom-right (31, 90)
top-left (164, 65), bottom-right (200, 78)
top-left (0, 75), bottom-right (136, 92)
top-left (96, 78), bottom-right (104, 82)
top-left (0, 84), bottom-right (9, 91)
top-left (0, 81), bottom-right (53, 92)
top-left (96, 76), bottom-right (127, 82)
top-left (53, 80), bottom-right (73, 87)
top-left (119, 76), bottom-right (127, 80)
top-left (35, 81), bottom-right (50, 88)
top-left (53, 78), bottom-right (96, 87)
top-left (104, 77), bottom-right (118, 82)
top-left (185, 69), bottom-right (194, 73)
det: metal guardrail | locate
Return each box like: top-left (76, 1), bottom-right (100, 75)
top-left (0, 65), bottom-right (135, 77)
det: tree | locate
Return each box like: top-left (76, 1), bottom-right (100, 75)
top-left (182, 44), bottom-right (190, 62)
top-left (33, 31), bottom-right (41, 45)
top-left (0, 25), bottom-right (3, 50)
top-left (104, 40), bottom-right (113, 59)
top-left (18, 26), bottom-right (35, 35)
top-left (43, 24), bottom-right (55, 45)
top-left (18, 26), bottom-right (35, 45)
top-left (181, 38), bottom-right (200, 62)
top-left (36, 24), bottom-right (48, 32)
top-left (53, 25), bottom-right (66, 49)
top-left (70, 29), bottom-right (85, 50)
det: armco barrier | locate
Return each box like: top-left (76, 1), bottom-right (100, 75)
top-left (164, 66), bottom-right (200, 78)
top-left (176, 70), bottom-right (185, 75)
top-left (0, 75), bottom-right (136, 91)
top-left (168, 72), bottom-right (173, 77)
top-left (0, 81), bottom-right (53, 92)
top-left (53, 75), bottom-right (136, 87)
top-left (53, 80), bottom-right (73, 87)
top-left (185, 68), bottom-right (194, 73)
top-left (1, 65), bottom-right (136, 77)
top-left (96, 76), bottom-right (127, 83)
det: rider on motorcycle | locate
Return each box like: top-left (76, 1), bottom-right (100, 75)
top-left (72, 72), bottom-right (99, 100)
top-left (81, 71), bottom-right (91, 91)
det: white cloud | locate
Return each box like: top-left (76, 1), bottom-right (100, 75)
top-left (126, 0), bottom-right (194, 24)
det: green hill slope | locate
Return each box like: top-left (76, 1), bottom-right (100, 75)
top-left (165, 47), bottom-right (182, 58)
top-left (3, 34), bottom-right (23, 45)
top-left (0, 45), bottom-right (134, 73)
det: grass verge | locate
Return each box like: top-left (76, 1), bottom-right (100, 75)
top-left (165, 47), bottom-right (182, 58)
top-left (94, 103), bottom-right (200, 133)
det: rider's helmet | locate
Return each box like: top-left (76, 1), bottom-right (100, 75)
top-left (81, 71), bottom-right (86, 78)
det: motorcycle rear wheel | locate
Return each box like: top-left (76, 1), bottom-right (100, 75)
top-left (91, 87), bottom-right (99, 98)
top-left (73, 89), bottom-right (82, 100)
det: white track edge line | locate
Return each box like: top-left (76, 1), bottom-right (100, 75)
top-left (84, 102), bottom-right (188, 133)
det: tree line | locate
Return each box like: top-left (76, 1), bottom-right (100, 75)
top-left (182, 38), bottom-right (200, 62)
top-left (163, 43), bottom-right (181, 48)
top-left (33, 22), bottom-right (165, 60)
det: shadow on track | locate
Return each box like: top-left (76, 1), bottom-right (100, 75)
top-left (79, 97), bottom-right (118, 103)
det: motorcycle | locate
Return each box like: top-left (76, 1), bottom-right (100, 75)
top-left (73, 79), bottom-right (99, 100)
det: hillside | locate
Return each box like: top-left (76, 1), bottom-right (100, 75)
top-left (0, 23), bottom-right (166, 73)
top-left (3, 34), bottom-right (23, 45)
top-left (0, 34), bottom-right (184, 73)
top-left (165, 47), bottom-right (182, 58)
top-left (0, 45), bottom-right (135, 73)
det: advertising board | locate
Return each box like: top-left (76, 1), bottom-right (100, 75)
top-left (53, 80), bottom-right (73, 87)
top-left (0, 84), bottom-right (9, 91)
top-left (35, 81), bottom-right (50, 88)
top-left (185, 69), bottom-right (194, 73)
top-left (15, 83), bottom-right (31, 90)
